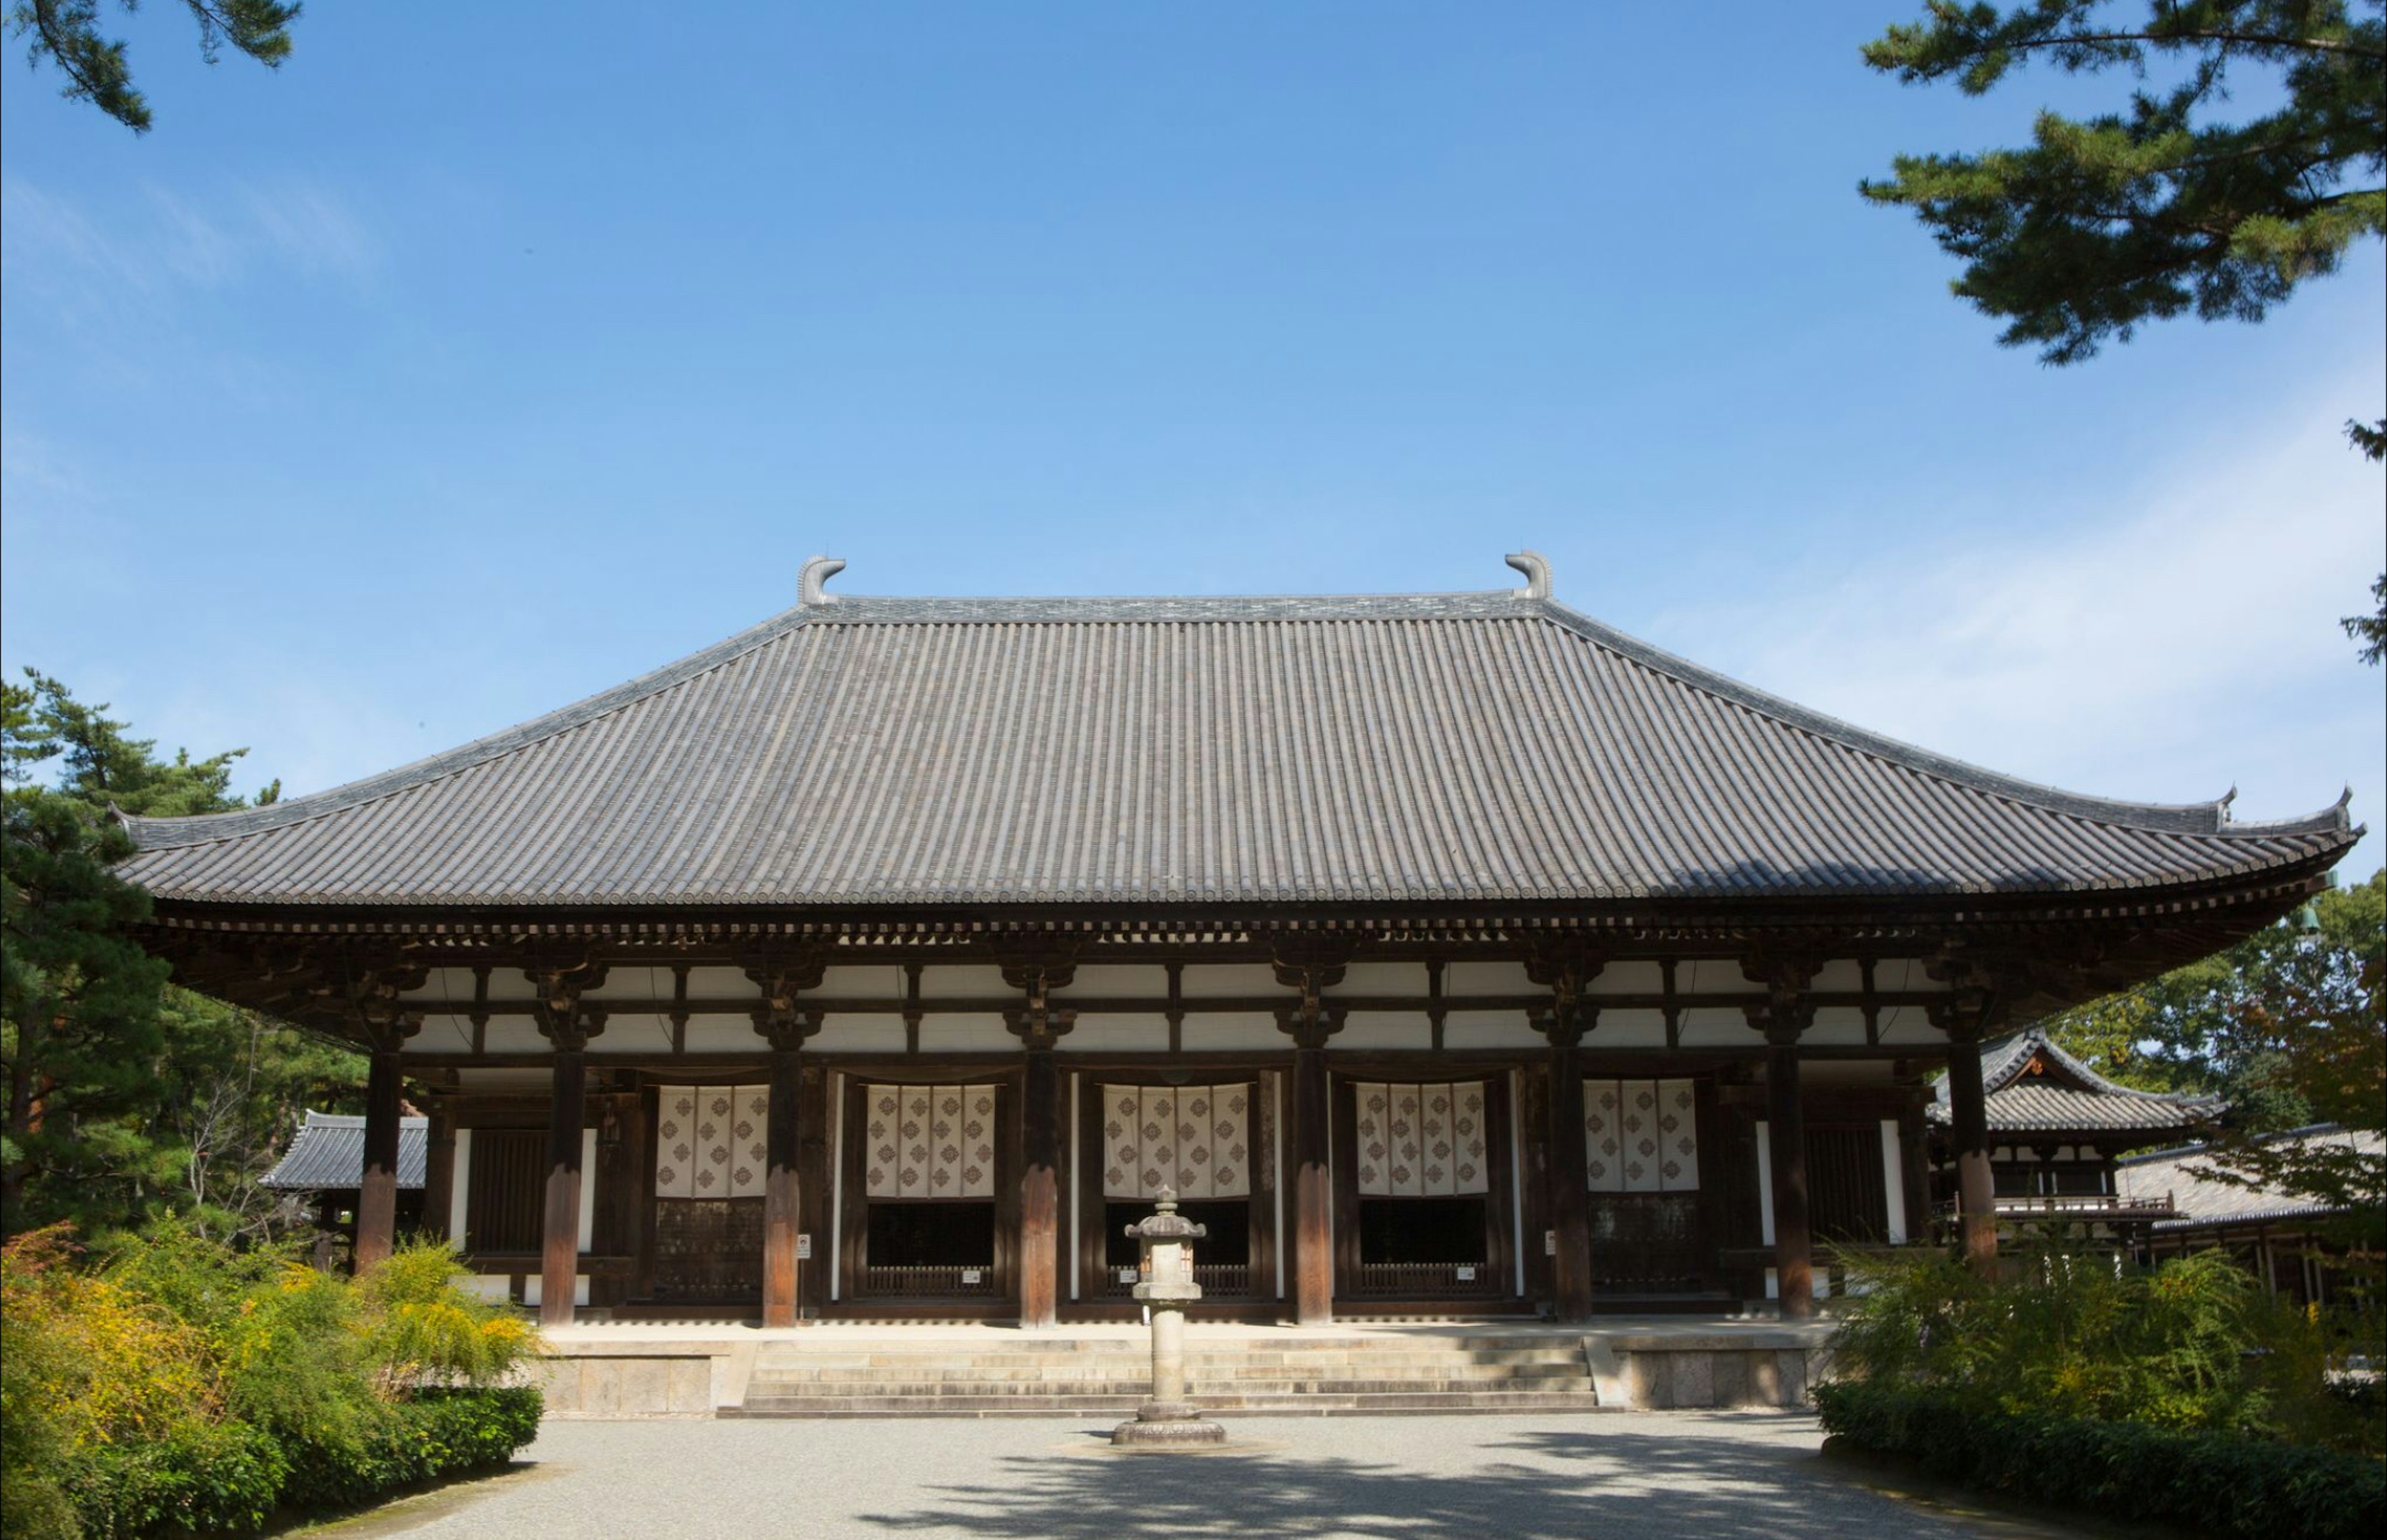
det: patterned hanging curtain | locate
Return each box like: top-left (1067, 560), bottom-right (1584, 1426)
top-left (1584, 1078), bottom-right (1699, 1193)
top-left (1352, 1081), bottom-right (1489, 1197)
top-left (653, 1085), bottom-right (769, 1199)
top-left (1100, 1084), bottom-right (1251, 1199)
top-left (863, 1084), bottom-right (998, 1199)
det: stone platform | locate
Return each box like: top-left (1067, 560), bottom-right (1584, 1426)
top-left (533, 1317), bottom-right (1833, 1419)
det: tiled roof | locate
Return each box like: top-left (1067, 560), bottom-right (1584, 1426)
top-left (116, 557), bottom-right (2357, 909)
top-left (261, 1111), bottom-right (427, 1191)
top-left (1931, 1026), bottom-right (2222, 1134)
top-left (2117, 1125), bottom-right (2383, 1231)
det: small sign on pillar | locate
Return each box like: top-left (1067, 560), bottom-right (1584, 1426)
top-left (795, 1234), bottom-right (812, 1260)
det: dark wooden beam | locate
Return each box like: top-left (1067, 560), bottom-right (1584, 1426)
top-left (796, 1063), bottom-right (830, 1322)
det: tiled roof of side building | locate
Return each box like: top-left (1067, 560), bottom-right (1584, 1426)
top-left (116, 553), bottom-right (2360, 909)
top-left (2117, 1125), bottom-right (2385, 1231)
top-left (1929, 1025), bottom-right (2224, 1134)
top-left (261, 1111), bottom-right (428, 1191)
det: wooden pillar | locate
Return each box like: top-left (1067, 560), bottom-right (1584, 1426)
top-left (1545, 1031), bottom-right (1594, 1323)
top-left (1019, 1044), bottom-right (1063, 1329)
top-left (1765, 1037), bottom-right (1814, 1318)
top-left (1289, 1039), bottom-right (1333, 1325)
top-left (541, 1046), bottom-right (587, 1327)
top-left (796, 1065), bottom-right (830, 1322)
top-left (420, 1100), bottom-right (456, 1245)
top-left (1945, 1032), bottom-right (1998, 1273)
top-left (355, 1039), bottom-right (405, 1273)
top-left (762, 1045), bottom-right (803, 1327)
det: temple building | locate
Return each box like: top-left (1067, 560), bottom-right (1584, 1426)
top-left (118, 554), bottom-right (2359, 1328)
top-left (1923, 1026), bottom-right (2216, 1246)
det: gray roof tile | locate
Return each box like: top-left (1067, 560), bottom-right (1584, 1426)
top-left (261, 1111), bottom-right (427, 1190)
top-left (116, 571), bottom-right (2358, 908)
top-left (2117, 1125), bottom-right (2382, 1230)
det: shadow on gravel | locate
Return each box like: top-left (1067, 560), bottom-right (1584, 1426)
top-left (858, 1424), bottom-right (1952, 1540)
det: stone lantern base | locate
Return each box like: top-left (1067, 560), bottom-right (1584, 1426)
top-left (1111, 1403), bottom-right (1227, 1447)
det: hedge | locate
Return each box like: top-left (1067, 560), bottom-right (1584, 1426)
top-left (1813, 1381), bottom-right (2387, 1540)
top-left (56, 1388), bottom-right (541, 1540)
top-left (278, 1387), bottom-right (546, 1514)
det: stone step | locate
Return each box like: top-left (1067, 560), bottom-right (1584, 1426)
top-left (745, 1376), bottom-right (1598, 1397)
top-left (748, 1348), bottom-right (1588, 1369)
top-left (728, 1390), bottom-right (1610, 1418)
top-left (740, 1356), bottom-right (1584, 1385)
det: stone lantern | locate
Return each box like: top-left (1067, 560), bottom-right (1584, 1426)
top-left (1111, 1188), bottom-right (1226, 1447)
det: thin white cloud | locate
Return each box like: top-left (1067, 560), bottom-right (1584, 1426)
top-left (1, 173), bottom-right (382, 305)
top-left (1646, 369), bottom-right (2386, 859)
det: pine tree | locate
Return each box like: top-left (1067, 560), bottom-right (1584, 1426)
top-left (1861, 2), bottom-right (2386, 658)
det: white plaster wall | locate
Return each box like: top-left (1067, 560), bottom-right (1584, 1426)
top-left (1440, 1012), bottom-right (1540, 1050)
top-left (683, 966), bottom-right (750, 998)
top-left (918, 965), bottom-right (1011, 1000)
top-left (1678, 960), bottom-right (1762, 997)
top-left (1587, 961), bottom-right (1663, 995)
top-left (1801, 1006), bottom-right (1872, 1046)
top-left (410, 1015), bottom-right (474, 1055)
top-left (1184, 1012), bottom-right (1284, 1049)
top-left (1059, 1015), bottom-right (1168, 1052)
top-left (810, 1016), bottom-right (904, 1053)
top-left (1334, 1014), bottom-right (1429, 1051)
top-left (1877, 1011), bottom-right (1950, 1046)
top-left (583, 966), bottom-right (679, 1004)
top-left (1443, 961), bottom-right (1532, 994)
top-left (1810, 959), bottom-right (1868, 992)
top-left (1055, 965), bottom-right (1163, 996)
top-left (916, 1014), bottom-right (1014, 1052)
top-left (1323, 961), bottom-right (1425, 995)
top-left (819, 965), bottom-right (903, 997)
top-left (453, 1067), bottom-right (553, 1091)
top-left (1178, 964), bottom-right (1279, 998)
top-left (596, 1014), bottom-right (677, 1054)
top-left (1587, 1008), bottom-right (1665, 1048)
top-left (682, 1017), bottom-right (762, 1053)
top-left (1872, 958), bottom-right (1943, 994)
top-left (1676, 1008), bottom-right (1761, 1047)
top-left (482, 1020), bottom-right (551, 1055)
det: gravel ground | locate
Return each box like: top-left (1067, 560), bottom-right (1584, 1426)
top-left (340, 1412), bottom-right (2084, 1539)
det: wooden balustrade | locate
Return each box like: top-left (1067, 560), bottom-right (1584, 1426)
top-left (860, 1264), bottom-right (1000, 1298)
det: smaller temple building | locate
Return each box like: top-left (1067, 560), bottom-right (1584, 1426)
top-left (263, 1111), bottom-right (428, 1262)
top-left (2119, 1124), bottom-right (2385, 1308)
top-left (1926, 1027), bottom-right (2216, 1245)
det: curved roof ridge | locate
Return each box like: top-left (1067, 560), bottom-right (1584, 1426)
top-left (121, 603), bottom-right (814, 852)
top-left (1984, 1024), bottom-right (2212, 1104)
top-left (1524, 598), bottom-right (2352, 841)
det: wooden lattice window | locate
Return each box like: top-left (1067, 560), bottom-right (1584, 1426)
top-left (464, 1129), bottom-right (545, 1254)
top-left (1806, 1126), bottom-right (1888, 1244)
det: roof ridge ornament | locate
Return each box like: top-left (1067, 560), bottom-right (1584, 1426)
top-left (1504, 550), bottom-right (1552, 600)
top-left (799, 555), bottom-right (847, 607)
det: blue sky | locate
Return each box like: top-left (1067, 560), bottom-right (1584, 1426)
top-left (3, 2), bottom-right (2380, 874)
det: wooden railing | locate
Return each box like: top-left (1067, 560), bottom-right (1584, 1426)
top-left (1990, 1193), bottom-right (2174, 1217)
top-left (1933, 1194), bottom-right (2176, 1221)
top-left (860, 1264), bottom-right (1000, 1298)
top-left (1100, 1263), bottom-right (1251, 1299)
top-left (1345, 1261), bottom-right (1502, 1298)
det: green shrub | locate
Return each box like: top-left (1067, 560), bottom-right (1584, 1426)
top-left (1828, 1242), bottom-right (2283, 1434)
top-left (1815, 1382), bottom-right (2387, 1540)
top-left (2, 1226), bottom-right (545, 1539)
top-left (61, 1419), bottom-right (288, 1540)
top-left (278, 1388), bottom-right (544, 1513)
